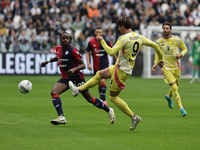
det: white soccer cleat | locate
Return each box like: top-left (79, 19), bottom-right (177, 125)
top-left (108, 108), bottom-right (116, 124)
top-left (51, 116), bottom-right (67, 125)
top-left (130, 115), bottom-right (141, 131)
top-left (69, 81), bottom-right (79, 97)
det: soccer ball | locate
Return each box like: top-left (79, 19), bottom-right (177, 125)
top-left (18, 80), bottom-right (32, 94)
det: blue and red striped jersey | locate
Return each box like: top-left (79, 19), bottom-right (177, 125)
top-left (56, 45), bottom-right (84, 79)
top-left (86, 37), bottom-right (113, 71)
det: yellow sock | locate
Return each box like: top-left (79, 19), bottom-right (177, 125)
top-left (79, 71), bottom-right (101, 91)
top-left (109, 96), bottom-right (134, 119)
top-left (168, 87), bottom-right (172, 98)
top-left (171, 84), bottom-right (183, 108)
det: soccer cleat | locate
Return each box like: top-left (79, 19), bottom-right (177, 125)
top-left (165, 94), bottom-right (173, 109)
top-left (180, 108), bottom-right (187, 117)
top-left (51, 116), bottom-right (67, 125)
top-left (190, 79), bottom-right (195, 84)
top-left (108, 108), bottom-right (116, 124)
top-left (130, 115), bottom-right (141, 131)
top-left (69, 81), bottom-right (79, 97)
top-left (103, 101), bottom-right (108, 106)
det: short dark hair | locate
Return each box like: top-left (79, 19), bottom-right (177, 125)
top-left (162, 22), bottom-right (172, 29)
top-left (117, 16), bottom-right (132, 29)
top-left (60, 31), bottom-right (72, 40)
top-left (95, 26), bottom-right (103, 30)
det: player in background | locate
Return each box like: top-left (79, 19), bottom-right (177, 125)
top-left (41, 32), bottom-right (115, 125)
top-left (69, 16), bottom-right (164, 131)
top-left (152, 22), bottom-right (188, 116)
top-left (189, 34), bottom-right (200, 83)
top-left (86, 27), bottom-right (117, 106)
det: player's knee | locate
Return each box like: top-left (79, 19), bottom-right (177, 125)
top-left (51, 90), bottom-right (58, 96)
top-left (171, 84), bottom-right (178, 92)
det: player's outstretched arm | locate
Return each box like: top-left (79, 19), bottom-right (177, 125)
top-left (41, 56), bottom-right (58, 67)
top-left (96, 35), bottom-right (122, 56)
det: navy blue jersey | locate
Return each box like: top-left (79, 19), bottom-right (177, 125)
top-left (86, 37), bottom-right (112, 71)
top-left (56, 45), bottom-right (84, 79)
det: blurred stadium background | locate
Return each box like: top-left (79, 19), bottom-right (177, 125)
top-left (0, 0), bottom-right (200, 78)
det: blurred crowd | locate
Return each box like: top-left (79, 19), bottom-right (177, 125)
top-left (0, 0), bottom-right (200, 54)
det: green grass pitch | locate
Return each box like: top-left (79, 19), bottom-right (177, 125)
top-left (0, 75), bottom-right (200, 150)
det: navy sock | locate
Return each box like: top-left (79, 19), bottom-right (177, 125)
top-left (92, 97), bottom-right (109, 112)
top-left (51, 94), bottom-right (64, 116)
top-left (99, 85), bottom-right (106, 101)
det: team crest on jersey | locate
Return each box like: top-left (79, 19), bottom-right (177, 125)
top-left (65, 51), bottom-right (69, 55)
top-left (167, 46), bottom-right (170, 51)
top-left (93, 44), bottom-right (96, 47)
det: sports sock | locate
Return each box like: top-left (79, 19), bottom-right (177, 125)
top-left (99, 82), bottom-right (106, 101)
top-left (51, 94), bottom-right (64, 116)
top-left (79, 71), bottom-right (101, 91)
top-left (192, 69), bottom-right (196, 79)
top-left (109, 96), bottom-right (134, 119)
top-left (91, 97), bottom-right (109, 112)
top-left (168, 87), bottom-right (172, 98)
top-left (171, 84), bottom-right (183, 108)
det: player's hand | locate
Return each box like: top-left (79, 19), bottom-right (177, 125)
top-left (158, 61), bottom-right (164, 69)
top-left (88, 64), bottom-right (93, 71)
top-left (96, 35), bottom-right (103, 42)
top-left (67, 69), bottom-right (75, 77)
top-left (175, 54), bottom-right (182, 59)
top-left (152, 64), bottom-right (157, 71)
top-left (41, 61), bottom-right (48, 67)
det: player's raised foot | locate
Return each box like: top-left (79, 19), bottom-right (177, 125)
top-left (165, 94), bottom-right (173, 109)
top-left (103, 101), bottom-right (108, 106)
top-left (190, 79), bottom-right (195, 83)
top-left (69, 81), bottom-right (79, 97)
top-left (130, 115), bottom-right (141, 131)
top-left (108, 108), bottom-right (116, 124)
top-left (51, 116), bottom-right (67, 125)
top-left (180, 107), bottom-right (187, 117)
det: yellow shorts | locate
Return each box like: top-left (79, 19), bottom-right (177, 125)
top-left (109, 65), bottom-right (131, 92)
top-left (161, 67), bottom-right (181, 85)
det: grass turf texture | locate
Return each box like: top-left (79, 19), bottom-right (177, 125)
top-left (0, 75), bottom-right (199, 150)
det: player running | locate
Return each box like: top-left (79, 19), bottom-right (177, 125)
top-left (69, 16), bottom-right (164, 131)
top-left (41, 32), bottom-right (115, 125)
top-left (152, 22), bottom-right (188, 116)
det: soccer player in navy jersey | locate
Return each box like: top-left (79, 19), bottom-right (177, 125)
top-left (86, 27), bottom-right (117, 106)
top-left (41, 32), bottom-right (115, 125)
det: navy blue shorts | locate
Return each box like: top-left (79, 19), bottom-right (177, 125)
top-left (57, 78), bottom-right (88, 93)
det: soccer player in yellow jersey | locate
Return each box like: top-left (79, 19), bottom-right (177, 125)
top-left (69, 16), bottom-right (164, 131)
top-left (152, 22), bottom-right (188, 116)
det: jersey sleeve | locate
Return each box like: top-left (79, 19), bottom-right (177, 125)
top-left (142, 36), bottom-right (163, 62)
top-left (177, 37), bottom-right (188, 56)
top-left (100, 38), bottom-right (124, 56)
top-left (72, 48), bottom-right (82, 60)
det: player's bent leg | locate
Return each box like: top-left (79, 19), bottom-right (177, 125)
top-left (82, 92), bottom-right (115, 124)
top-left (79, 71), bottom-right (101, 91)
top-left (171, 84), bottom-right (187, 116)
top-left (109, 96), bottom-right (133, 118)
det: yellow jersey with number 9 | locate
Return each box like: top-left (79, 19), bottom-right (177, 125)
top-left (100, 31), bottom-right (163, 74)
